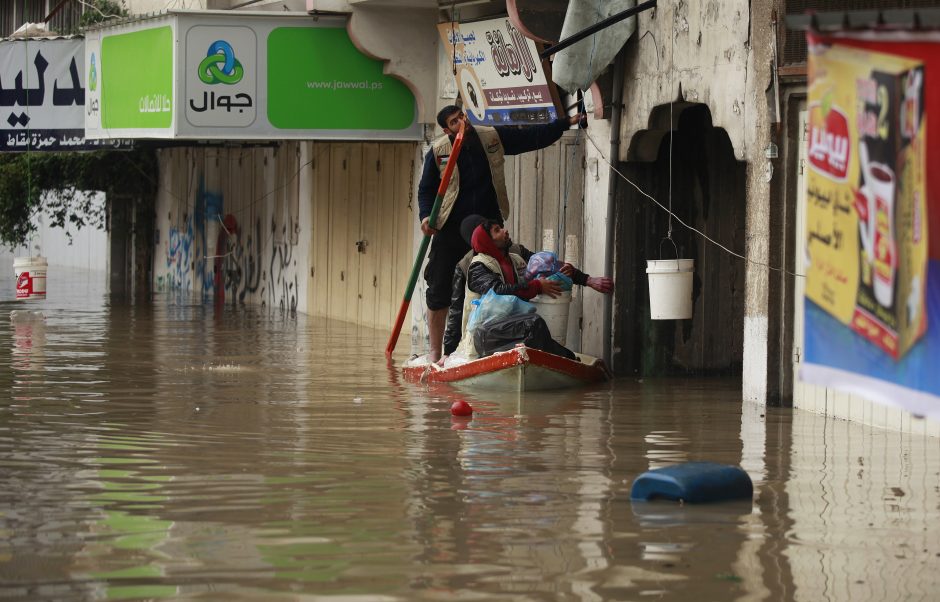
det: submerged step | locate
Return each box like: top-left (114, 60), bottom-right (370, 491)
top-left (630, 462), bottom-right (753, 504)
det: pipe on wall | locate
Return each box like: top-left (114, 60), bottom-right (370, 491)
top-left (602, 48), bottom-right (625, 368)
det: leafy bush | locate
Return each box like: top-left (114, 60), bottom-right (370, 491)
top-left (79, 0), bottom-right (128, 29)
top-left (0, 149), bottom-right (157, 246)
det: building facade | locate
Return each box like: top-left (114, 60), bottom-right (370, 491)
top-left (3, 0), bottom-right (936, 431)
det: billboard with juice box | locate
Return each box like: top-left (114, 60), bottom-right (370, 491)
top-left (803, 32), bottom-right (940, 417)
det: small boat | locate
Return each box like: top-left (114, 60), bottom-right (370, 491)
top-left (402, 344), bottom-right (610, 391)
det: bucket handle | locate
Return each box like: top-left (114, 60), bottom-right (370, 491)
top-left (659, 237), bottom-right (680, 270)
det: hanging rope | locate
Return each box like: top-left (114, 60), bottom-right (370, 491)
top-left (450, 1), bottom-right (458, 78)
top-left (667, 4), bottom-right (674, 243)
top-left (24, 39), bottom-right (35, 258)
top-left (582, 130), bottom-right (804, 278)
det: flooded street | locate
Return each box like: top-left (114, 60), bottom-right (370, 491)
top-left (1, 269), bottom-right (939, 601)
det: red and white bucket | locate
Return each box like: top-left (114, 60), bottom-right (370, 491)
top-left (14, 257), bottom-right (47, 300)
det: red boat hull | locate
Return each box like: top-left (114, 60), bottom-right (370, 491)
top-left (402, 346), bottom-right (609, 391)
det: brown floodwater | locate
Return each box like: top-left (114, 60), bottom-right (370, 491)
top-left (1, 268), bottom-right (939, 601)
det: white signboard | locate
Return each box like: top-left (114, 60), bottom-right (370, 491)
top-left (438, 17), bottom-right (557, 126)
top-left (86, 12), bottom-right (421, 141)
top-left (185, 25), bottom-right (257, 128)
top-left (0, 38), bottom-right (123, 151)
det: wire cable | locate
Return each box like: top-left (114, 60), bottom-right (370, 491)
top-left (667, 6), bottom-right (674, 242)
top-left (582, 129), bottom-right (805, 278)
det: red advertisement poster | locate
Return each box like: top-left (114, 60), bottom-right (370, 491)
top-left (802, 31), bottom-right (940, 418)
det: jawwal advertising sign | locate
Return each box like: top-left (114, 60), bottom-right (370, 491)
top-left (803, 31), bottom-right (940, 418)
top-left (85, 13), bottom-right (420, 141)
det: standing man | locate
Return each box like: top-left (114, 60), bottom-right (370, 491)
top-left (418, 105), bottom-right (583, 362)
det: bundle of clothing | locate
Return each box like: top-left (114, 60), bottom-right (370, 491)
top-left (525, 251), bottom-right (573, 292)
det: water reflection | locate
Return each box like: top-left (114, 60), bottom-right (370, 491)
top-left (0, 269), bottom-right (938, 600)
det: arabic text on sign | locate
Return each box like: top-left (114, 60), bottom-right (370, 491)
top-left (139, 94), bottom-right (172, 114)
top-left (189, 91), bottom-right (254, 113)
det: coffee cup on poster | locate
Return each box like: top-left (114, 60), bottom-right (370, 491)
top-left (859, 159), bottom-right (897, 308)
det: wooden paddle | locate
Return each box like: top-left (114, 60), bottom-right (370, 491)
top-left (385, 121), bottom-right (466, 357)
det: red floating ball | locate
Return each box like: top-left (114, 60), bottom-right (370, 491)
top-left (450, 400), bottom-right (473, 417)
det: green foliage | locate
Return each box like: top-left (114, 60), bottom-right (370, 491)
top-left (79, 0), bottom-right (129, 29)
top-left (0, 149), bottom-right (157, 247)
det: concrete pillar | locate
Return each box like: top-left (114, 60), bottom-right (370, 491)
top-left (107, 195), bottom-right (130, 296)
top-left (131, 194), bottom-right (154, 297)
top-left (741, 0), bottom-right (780, 404)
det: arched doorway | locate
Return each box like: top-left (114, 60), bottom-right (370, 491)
top-left (613, 102), bottom-right (747, 376)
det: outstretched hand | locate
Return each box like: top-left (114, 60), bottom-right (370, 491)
top-left (538, 277), bottom-right (563, 299)
top-left (586, 276), bottom-right (614, 294)
top-left (568, 112), bottom-right (586, 127)
top-left (560, 262), bottom-right (574, 276)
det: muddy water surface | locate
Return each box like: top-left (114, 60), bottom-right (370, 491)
top-left (1, 269), bottom-right (939, 601)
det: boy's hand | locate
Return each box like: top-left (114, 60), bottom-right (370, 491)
top-left (538, 278), bottom-right (563, 298)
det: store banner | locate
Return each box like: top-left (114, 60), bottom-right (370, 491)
top-left (437, 18), bottom-right (557, 126)
top-left (802, 31), bottom-right (940, 418)
top-left (102, 26), bottom-right (174, 131)
top-left (0, 38), bottom-right (126, 151)
top-left (86, 13), bottom-right (420, 141)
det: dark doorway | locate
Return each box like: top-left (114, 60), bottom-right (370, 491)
top-left (613, 103), bottom-right (746, 376)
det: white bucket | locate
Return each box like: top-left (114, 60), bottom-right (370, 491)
top-left (531, 290), bottom-right (572, 345)
top-left (646, 259), bottom-right (694, 320)
top-left (14, 257), bottom-right (48, 300)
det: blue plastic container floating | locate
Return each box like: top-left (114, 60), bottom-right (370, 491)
top-left (630, 462), bottom-right (753, 504)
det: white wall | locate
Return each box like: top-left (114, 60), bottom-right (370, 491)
top-left (581, 118), bottom-right (612, 359)
top-left (125, 0), bottom-right (208, 12)
top-left (615, 0), bottom-right (774, 398)
top-left (1, 192), bottom-right (107, 272)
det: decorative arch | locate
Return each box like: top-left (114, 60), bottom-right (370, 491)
top-left (344, 6), bottom-right (439, 124)
top-left (614, 100), bottom-right (747, 377)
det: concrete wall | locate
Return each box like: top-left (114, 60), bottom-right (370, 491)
top-left (126, 0), bottom-right (307, 13)
top-left (620, 1), bottom-right (753, 163)
top-left (580, 118), bottom-right (613, 359)
top-left (0, 195), bottom-right (107, 302)
top-left (153, 142), bottom-right (421, 328)
top-left (126, 0), bottom-right (208, 12)
top-left (1, 193), bottom-right (108, 271)
top-left (612, 0), bottom-right (779, 394)
top-left (154, 145), bottom-right (311, 313)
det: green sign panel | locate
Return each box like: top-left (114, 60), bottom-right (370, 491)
top-left (267, 28), bottom-right (415, 130)
top-left (101, 26), bottom-right (174, 129)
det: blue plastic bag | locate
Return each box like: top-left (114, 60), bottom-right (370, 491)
top-left (466, 289), bottom-right (536, 335)
top-left (545, 271), bottom-right (573, 291)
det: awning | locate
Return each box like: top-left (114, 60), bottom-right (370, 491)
top-left (786, 8), bottom-right (940, 31)
top-left (551, 0), bottom-right (638, 93)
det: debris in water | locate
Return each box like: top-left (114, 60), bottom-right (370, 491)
top-left (450, 400), bottom-right (473, 417)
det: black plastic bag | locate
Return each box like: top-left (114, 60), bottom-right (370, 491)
top-left (473, 313), bottom-right (578, 361)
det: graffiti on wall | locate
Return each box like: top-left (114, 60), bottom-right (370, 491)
top-left (158, 160), bottom-right (300, 314)
top-left (164, 219), bottom-right (195, 292)
top-left (221, 215), bottom-right (262, 305)
top-left (268, 215), bottom-right (299, 314)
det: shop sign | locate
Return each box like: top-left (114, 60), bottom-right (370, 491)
top-left (0, 38), bottom-right (128, 151)
top-left (86, 13), bottom-right (420, 141)
top-left (437, 17), bottom-right (557, 126)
